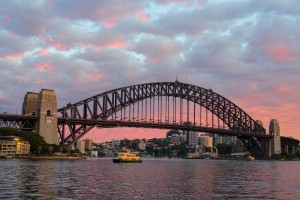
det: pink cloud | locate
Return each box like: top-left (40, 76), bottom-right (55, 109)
top-left (45, 37), bottom-right (69, 50)
top-left (53, 42), bottom-right (68, 50)
top-left (4, 15), bottom-right (12, 21)
top-left (39, 49), bottom-right (51, 56)
top-left (0, 94), bottom-right (9, 101)
top-left (2, 52), bottom-right (24, 60)
top-left (247, 82), bottom-right (257, 90)
top-left (275, 85), bottom-right (293, 94)
top-left (35, 63), bottom-right (56, 71)
top-left (75, 73), bottom-right (105, 85)
top-left (136, 11), bottom-right (150, 21)
top-left (105, 40), bottom-right (127, 48)
top-left (197, 0), bottom-right (208, 8)
top-left (94, 45), bottom-right (102, 52)
top-left (94, 40), bottom-right (127, 50)
top-left (266, 44), bottom-right (294, 62)
top-left (104, 21), bottom-right (116, 29)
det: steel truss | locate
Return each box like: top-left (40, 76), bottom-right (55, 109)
top-left (58, 81), bottom-right (267, 157)
top-left (0, 114), bottom-right (37, 130)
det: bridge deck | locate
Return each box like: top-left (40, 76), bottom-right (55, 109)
top-left (57, 117), bottom-right (270, 138)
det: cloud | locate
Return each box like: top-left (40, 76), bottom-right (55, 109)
top-left (0, 0), bottom-right (299, 141)
top-left (132, 34), bottom-right (183, 63)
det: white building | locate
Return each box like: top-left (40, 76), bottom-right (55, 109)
top-left (77, 140), bottom-right (86, 154)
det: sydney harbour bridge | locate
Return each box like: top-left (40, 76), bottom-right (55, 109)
top-left (0, 81), bottom-right (298, 158)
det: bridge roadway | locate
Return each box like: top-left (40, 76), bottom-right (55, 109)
top-left (0, 113), bottom-right (270, 138)
top-left (58, 117), bottom-right (270, 139)
top-left (0, 114), bottom-right (298, 146)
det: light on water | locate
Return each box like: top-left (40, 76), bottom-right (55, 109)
top-left (1, 159), bottom-right (300, 199)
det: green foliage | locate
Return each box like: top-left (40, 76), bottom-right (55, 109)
top-left (48, 146), bottom-right (54, 155)
top-left (120, 138), bottom-right (131, 148)
top-left (73, 148), bottom-right (80, 154)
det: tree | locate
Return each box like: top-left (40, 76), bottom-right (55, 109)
top-left (66, 146), bottom-right (72, 155)
top-left (48, 146), bottom-right (54, 155)
top-left (38, 146), bottom-right (43, 155)
top-left (74, 148), bottom-right (80, 154)
top-left (58, 146), bottom-right (64, 153)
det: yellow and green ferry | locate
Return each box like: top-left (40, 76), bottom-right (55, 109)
top-left (113, 150), bottom-right (142, 163)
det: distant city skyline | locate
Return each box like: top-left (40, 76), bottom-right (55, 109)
top-left (0, 0), bottom-right (299, 142)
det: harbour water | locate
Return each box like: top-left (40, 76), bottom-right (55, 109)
top-left (0, 158), bottom-right (300, 199)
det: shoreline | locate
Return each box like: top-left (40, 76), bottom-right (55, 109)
top-left (13, 156), bottom-right (86, 160)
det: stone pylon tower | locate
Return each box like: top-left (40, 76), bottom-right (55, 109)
top-left (36, 89), bottom-right (58, 145)
top-left (269, 119), bottom-right (281, 156)
top-left (22, 92), bottom-right (39, 116)
top-left (22, 89), bottom-right (59, 144)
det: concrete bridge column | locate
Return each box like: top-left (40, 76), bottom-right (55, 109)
top-left (36, 89), bottom-right (58, 145)
top-left (23, 89), bottom-right (58, 145)
top-left (22, 92), bottom-right (39, 116)
top-left (268, 119), bottom-right (281, 157)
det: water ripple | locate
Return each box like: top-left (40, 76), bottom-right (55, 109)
top-left (0, 159), bottom-right (300, 199)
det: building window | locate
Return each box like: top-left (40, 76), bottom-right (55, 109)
top-left (47, 110), bottom-right (51, 116)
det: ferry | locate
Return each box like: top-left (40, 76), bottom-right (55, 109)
top-left (113, 150), bottom-right (142, 163)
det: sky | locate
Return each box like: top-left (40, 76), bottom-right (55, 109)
top-left (0, 0), bottom-right (299, 142)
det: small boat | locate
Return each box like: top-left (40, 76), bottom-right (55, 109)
top-left (246, 155), bottom-right (255, 161)
top-left (113, 150), bottom-right (142, 163)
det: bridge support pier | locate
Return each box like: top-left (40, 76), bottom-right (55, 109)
top-left (22, 89), bottom-right (58, 145)
top-left (267, 119), bottom-right (281, 157)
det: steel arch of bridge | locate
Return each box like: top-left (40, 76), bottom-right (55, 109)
top-left (58, 81), bottom-right (267, 157)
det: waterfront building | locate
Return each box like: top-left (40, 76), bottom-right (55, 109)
top-left (85, 138), bottom-right (93, 150)
top-left (166, 130), bottom-right (181, 142)
top-left (77, 140), bottom-right (85, 154)
top-left (187, 131), bottom-right (198, 146)
top-left (199, 136), bottom-right (213, 147)
top-left (269, 119), bottom-right (281, 155)
top-left (213, 134), bottom-right (236, 146)
top-left (0, 136), bottom-right (30, 157)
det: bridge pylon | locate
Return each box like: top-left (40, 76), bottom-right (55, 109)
top-left (22, 89), bottom-right (58, 145)
top-left (267, 119), bottom-right (281, 157)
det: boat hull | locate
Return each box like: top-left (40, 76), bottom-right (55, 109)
top-left (113, 158), bottom-right (142, 163)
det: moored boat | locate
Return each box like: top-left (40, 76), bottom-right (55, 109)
top-left (246, 155), bottom-right (255, 161)
top-left (113, 150), bottom-right (142, 163)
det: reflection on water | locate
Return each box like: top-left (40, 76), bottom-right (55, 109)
top-left (1, 159), bottom-right (300, 199)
